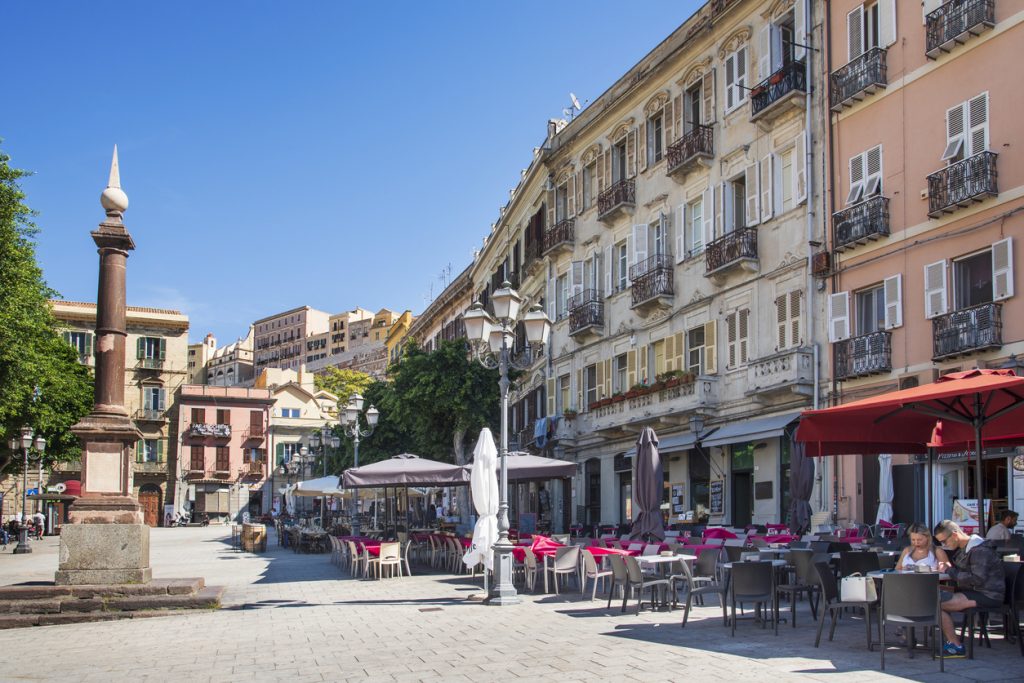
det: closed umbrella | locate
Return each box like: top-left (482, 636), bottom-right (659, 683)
top-left (876, 454), bottom-right (894, 525)
top-left (463, 428), bottom-right (499, 574)
top-left (787, 432), bottom-right (815, 535)
top-left (629, 427), bottom-right (665, 541)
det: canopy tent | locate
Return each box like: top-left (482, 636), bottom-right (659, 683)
top-left (463, 451), bottom-right (576, 482)
top-left (342, 453), bottom-right (470, 488)
top-left (797, 368), bottom-right (1024, 534)
top-left (293, 475), bottom-right (340, 497)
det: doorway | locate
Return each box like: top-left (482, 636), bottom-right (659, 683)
top-left (731, 442), bottom-right (755, 528)
top-left (138, 484), bottom-right (163, 527)
top-left (585, 458), bottom-right (601, 526)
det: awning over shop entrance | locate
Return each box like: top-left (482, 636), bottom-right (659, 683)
top-left (624, 432), bottom-right (696, 458)
top-left (701, 411), bottom-right (802, 448)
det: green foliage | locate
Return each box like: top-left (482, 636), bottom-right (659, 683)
top-left (313, 367), bottom-right (373, 403)
top-left (0, 144), bottom-right (94, 471)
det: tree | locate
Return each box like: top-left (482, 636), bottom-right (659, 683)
top-left (0, 145), bottom-right (94, 472)
top-left (314, 367), bottom-right (373, 403)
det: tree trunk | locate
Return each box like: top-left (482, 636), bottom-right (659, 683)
top-left (453, 428), bottom-right (471, 528)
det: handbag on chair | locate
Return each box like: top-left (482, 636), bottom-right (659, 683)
top-left (840, 572), bottom-right (878, 602)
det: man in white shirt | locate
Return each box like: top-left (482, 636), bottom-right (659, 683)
top-left (986, 509), bottom-right (1018, 542)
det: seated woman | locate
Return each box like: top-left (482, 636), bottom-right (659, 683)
top-left (897, 522), bottom-right (950, 571)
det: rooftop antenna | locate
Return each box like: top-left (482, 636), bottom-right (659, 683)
top-left (562, 92), bottom-right (584, 120)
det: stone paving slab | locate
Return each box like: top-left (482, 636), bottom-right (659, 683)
top-left (1, 527), bottom-right (1021, 681)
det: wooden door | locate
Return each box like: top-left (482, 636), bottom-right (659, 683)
top-left (139, 490), bottom-right (161, 527)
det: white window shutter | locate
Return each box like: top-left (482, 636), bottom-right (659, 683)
top-left (847, 6), bottom-right (864, 62)
top-left (758, 25), bottom-right (771, 80)
top-left (760, 154), bottom-right (774, 221)
top-left (739, 308), bottom-right (749, 364)
top-left (567, 172), bottom-right (577, 216)
top-left (794, 0), bottom-right (807, 60)
top-left (744, 164), bottom-right (760, 227)
top-left (865, 146), bottom-right (883, 197)
top-left (942, 102), bottom-right (966, 161)
top-left (627, 128), bottom-right (638, 178)
top-left (726, 312), bottom-right (737, 368)
top-left (704, 320), bottom-right (717, 375)
top-left (847, 152), bottom-right (865, 205)
top-left (924, 260), bottom-right (948, 319)
top-left (675, 204), bottom-right (686, 264)
top-left (879, 0), bottom-right (897, 48)
top-left (723, 181), bottom-right (734, 234)
top-left (796, 130), bottom-right (808, 205)
top-left (827, 291), bottom-right (850, 343)
top-left (967, 92), bottom-right (989, 157)
top-left (883, 274), bottom-right (903, 329)
top-left (703, 72), bottom-right (714, 124)
top-left (546, 188), bottom-right (556, 228)
top-left (992, 237), bottom-right (1014, 300)
top-left (632, 223), bottom-right (648, 271)
top-left (604, 245), bottom-right (613, 297)
top-left (571, 260), bottom-right (584, 301)
top-left (665, 96), bottom-right (677, 147)
top-left (737, 47), bottom-right (747, 95)
top-left (702, 186), bottom-right (715, 248)
top-left (725, 54), bottom-right (735, 111)
top-left (547, 276), bottom-right (556, 321)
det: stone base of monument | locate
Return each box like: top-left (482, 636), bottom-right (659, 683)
top-left (55, 523), bottom-right (152, 585)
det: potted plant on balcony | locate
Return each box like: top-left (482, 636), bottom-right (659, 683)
top-left (751, 84), bottom-right (767, 97)
top-left (650, 377), bottom-right (667, 392)
top-left (626, 382), bottom-right (648, 399)
top-left (611, 392), bottom-right (625, 403)
top-left (662, 369), bottom-right (685, 388)
top-left (769, 71), bottom-right (784, 85)
top-left (597, 397), bottom-right (613, 408)
top-left (588, 401), bottom-right (601, 412)
top-left (563, 408), bottom-right (578, 420)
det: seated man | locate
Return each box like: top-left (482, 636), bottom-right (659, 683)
top-left (985, 509), bottom-right (1018, 542)
top-left (934, 519), bottom-right (1005, 657)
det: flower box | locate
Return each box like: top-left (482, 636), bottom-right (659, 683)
top-left (769, 72), bottom-right (783, 85)
top-left (611, 394), bottom-right (625, 403)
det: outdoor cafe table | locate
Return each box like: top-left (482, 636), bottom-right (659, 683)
top-left (867, 568), bottom-right (950, 580)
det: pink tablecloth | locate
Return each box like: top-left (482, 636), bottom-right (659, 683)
top-left (748, 534), bottom-right (798, 545)
top-left (703, 528), bottom-right (738, 540)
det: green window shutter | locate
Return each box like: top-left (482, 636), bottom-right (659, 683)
top-left (85, 334), bottom-right (93, 357)
top-left (159, 338), bottom-right (166, 360)
top-left (158, 389), bottom-right (166, 411)
top-left (157, 439), bottom-right (164, 462)
top-left (136, 440), bottom-right (145, 463)
top-left (136, 337), bottom-right (145, 359)
top-left (276, 442), bottom-right (285, 466)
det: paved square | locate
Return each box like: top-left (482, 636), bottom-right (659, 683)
top-left (0, 529), bottom-right (1020, 682)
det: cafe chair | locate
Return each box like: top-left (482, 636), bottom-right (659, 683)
top-left (377, 542), bottom-right (402, 579)
top-left (880, 573), bottom-right (943, 672)
top-left (813, 561), bottom-right (878, 650)
top-left (694, 547), bottom-right (723, 590)
top-left (1004, 562), bottom-right (1024, 657)
top-left (623, 555), bottom-right (671, 615)
top-left (729, 561), bottom-right (778, 637)
top-left (673, 557), bottom-right (727, 628)
top-left (775, 548), bottom-right (819, 628)
top-left (545, 545), bottom-right (581, 594)
top-left (582, 549), bottom-right (612, 601)
top-left (607, 555), bottom-right (630, 611)
top-left (522, 548), bottom-right (539, 592)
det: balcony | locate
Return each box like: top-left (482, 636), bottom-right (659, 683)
top-left (188, 422), bottom-right (231, 438)
top-left (834, 331), bottom-right (892, 381)
top-left (543, 218), bottom-right (575, 256)
top-left (926, 0), bottom-right (995, 60)
top-left (750, 61), bottom-right (806, 125)
top-left (927, 152), bottom-right (998, 218)
top-left (597, 178), bottom-right (635, 223)
top-left (241, 426), bottom-right (265, 441)
top-left (239, 460), bottom-right (265, 479)
top-left (137, 358), bottom-right (164, 370)
top-left (833, 196), bottom-right (890, 252)
top-left (134, 409), bottom-right (166, 422)
top-left (583, 376), bottom-right (720, 437)
top-left (134, 460), bottom-right (167, 475)
top-left (629, 254), bottom-right (674, 312)
top-left (745, 348), bottom-right (815, 402)
top-left (932, 302), bottom-right (1002, 360)
top-left (666, 124), bottom-right (713, 180)
top-left (705, 227), bottom-right (758, 280)
top-left (568, 289), bottom-right (604, 338)
top-left (512, 424), bottom-right (535, 451)
top-left (830, 47), bottom-right (887, 111)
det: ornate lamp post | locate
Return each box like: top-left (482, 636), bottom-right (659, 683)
top-left (309, 425), bottom-right (340, 523)
top-left (689, 412), bottom-right (710, 522)
top-left (8, 427), bottom-right (46, 554)
top-left (341, 393), bottom-right (379, 536)
top-left (463, 281), bottom-right (551, 606)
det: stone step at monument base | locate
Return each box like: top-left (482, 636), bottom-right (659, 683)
top-left (0, 579), bottom-right (223, 629)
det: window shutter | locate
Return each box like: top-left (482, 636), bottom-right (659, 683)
top-left (760, 155), bottom-right (774, 221)
top-left (847, 5), bottom-right (864, 62)
top-left (847, 152), bottom-right (865, 205)
top-left (603, 359), bottom-right (613, 398)
top-left (63, 331), bottom-right (71, 345)
top-left (924, 260), bottom-right (948, 318)
top-left (547, 377), bottom-right (556, 415)
top-left (725, 53), bottom-right (736, 110)
top-left (627, 349), bottom-right (637, 388)
top-left (865, 146), bottom-right (883, 197)
top-left (703, 321), bottom-right (717, 375)
top-left (736, 47), bottom-right (747, 98)
top-left (85, 333), bottom-right (93, 357)
top-left (673, 332), bottom-right (685, 371)
top-left (575, 369), bottom-right (583, 408)
top-left (596, 150), bottom-right (607, 192)
top-left (276, 442), bottom-right (284, 466)
top-left (675, 204), bottom-right (687, 264)
top-left (159, 338), bottom-right (166, 360)
top-left (722, 180), bottom-right (735, 234)
top-left (665, 96), bottom-right (676, 146)
top-left (744, 164), bottom-right (759, 227)
top-left (992, 237), bottom-right (1014, 300)
top-left (567, 172), bottom-right (577, 216)
top-left (547, 275), bottom-right (556, 321)
top-left (158, 388), bottom-right (166, 411)
top-left (136, 440), bottom-right (144, 463)
top-left (702, 186), bottom-right (715, 248)
top-left (546, 188), bottom-right (556, 228)
top-left (790, 291), bottom-right (802, 346)
top-left (775, 295), bottom-right (788, 350)
top-left (136, 337), bottom-right (145, 359)
top-left (796, 131), bottom-right (808, 204)
top-left (632, 224), bottom-right (648, 272)
top-left (716, 182), bottom-right (725, 238)
top-left (879, 0), bottom-right (897, 48)
top-left (967, 92), bottom-right (988, 157)
top-left (942, 102), bottom-right (966, 161)
top-left (739, 309), bottom-right (749, 364)
top-left (726, 312), bottom-right (737, 368)
top-left (639, 119), bottom-right (648, 171)
top-left (758, 25), bottom-right (771, 80)
top-left (595, 361), bottom-right (605, 400)
top-left (883, 274), bottom-right (903, 329)
top-left (828, 292), bottom-right (851, 342)
top-left (626, 128), bottom-right (637, 178)
top-left (605, 245), bottom-right (614, 297)
top-left (571, 260), bottom-right (584, 300)
top-left (157, 439), bottom-right (164, 463)
top-left (794, 0), bottom-right (807, 60)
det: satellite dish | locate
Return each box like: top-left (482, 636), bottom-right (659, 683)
top-left (570, 92), bottom-right (582, 110)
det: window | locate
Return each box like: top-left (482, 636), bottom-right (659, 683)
top-left (847, 146), bottom-right (882, 205)
top-left (684, 82), bottom-right (703, 133)
top-left (616, 241), bottom-right (628, 291)
top-left (555, 181), bottom-right (569, 222)
top-left (612, 138), bottom-right (628, 183)
top-left (724, 46), bottom-right (748, 112)
top-left (726, 175), bottom-right (746, 232)
top-left (943, 93), bottom-right (988, 163)
top-left (137, 439), bottom-right (163, 463)
top-left (847, 1), bottom-right (895, 62)
top-left (685, 197), bottom-right (704, 256)
top-left (215, 446), bottom-right (230, 471)
top-left (279, 407), bottom-right (300, 418)
top-left (855, 285), bottom-right (885, 334)
top-left (556, 272), bottom-right (569, 320)
top-left (277, 442), bottom-right (301, 465)
top-left (62, 331), bottom-right (93, 358)
top-left (582, 162), bottom-right (596, 210)
top-left (557, 374), bottom-right (570, 413)
top-left (584, 364), bottom-right (599, 408)
top-left (216, 409), bottom-right (229, 425)
top-left (780, 147), bottom-right (795, 212)
top-left (651, 214), bottom-right (669, 256)
top-left (686, 322), bottom-right (717, 375)
top-left (136, 336), bottom-right (165, 361)
top-left (246, 448), bottom-right (265, 463)
top-left (726, 308), bottom-right (750, 368)
top-left (646, 111), bottom-right (664, 166)
top-left (190, 445), bottom-right (204, 471)
top-left (954, 251), bottom-right (995, 310)
top-left (143, 386), bottom-right (166, 413)
top-left (614, 354), bottom-right (628, 393)
top-left (775, 290), bottom-right (803, 350)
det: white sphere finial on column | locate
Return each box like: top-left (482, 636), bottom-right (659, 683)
top-left (100, 145), bottom-right (129, 216)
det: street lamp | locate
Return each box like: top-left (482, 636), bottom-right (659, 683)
top-left (8, 426), bottom-right (46, 554)
top-left (689, 412), bottom-right (709, 523)
top-left (341, 392), bottom-right (379, 536)
top-left (464, 282), bottom-right (551, 606)
top-left (309, 425), bottom-right (341, 523)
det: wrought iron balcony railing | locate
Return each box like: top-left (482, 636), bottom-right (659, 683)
top-left (927, 151), bottom-right (997, 218)
top-left (568, 289), bottom-right (604, 335)
top-left (751, 61), bottom-right (807, 120)
top-left (926, 0), bottom-right (995, 59)
top-left (543, 218), bottom-right (575, 255)
top-left (666, 125), bottom-right (713, 177)
top-left (137, 358), bottom-right (164, 370)
top-left (241, 426), bottom-right (265, 441)
top-left (597, 178), bottom-right (635, 221)
top-left (135, 409), bottom-right (166, 421)
top-left (932, 302), bottom-right (1002, 360)
top-left (240, 460), bottom-right (265, 478)
top-left (834, 331), bottom-right (892, 381)
top-left (629, 254), bottom-right (674, 308)
top-left (830, 47), bottom-right (887, 111)
top-left (705, 227), bottom-right (757, 275)
top-left (833, 196), bottom-right (890, 252)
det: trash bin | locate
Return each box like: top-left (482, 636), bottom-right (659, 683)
top-left (241, 523), bottom-right (266, 552)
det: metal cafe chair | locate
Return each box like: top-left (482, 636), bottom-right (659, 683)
top-left (729, 561), bottom-right (778, 637)
top-left (880, 573), bottom-right (944, 672)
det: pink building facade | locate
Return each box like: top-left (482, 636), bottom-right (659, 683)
top-left (825, 0), bottom-right (1023, 526)
top-left (176, 385), bottom-right (275, 522)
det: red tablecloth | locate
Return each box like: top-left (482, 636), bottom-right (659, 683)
top-left (748, 534), bottom-right (798, 545)
top-left (766, 523), bottom-right (789, 531)
top-left (703, 528), bottom-right (738, 540)
top-left (361, 542), bottom-right (381, 557)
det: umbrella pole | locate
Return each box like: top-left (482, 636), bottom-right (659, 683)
top-left (927, 447), bottom-right (935, 532)
top-left (973, 397), bottom-right (986, 536)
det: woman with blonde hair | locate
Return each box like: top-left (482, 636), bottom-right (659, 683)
top-left (897, 522), bottom-right (950, 571)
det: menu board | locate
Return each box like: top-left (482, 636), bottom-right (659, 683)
top-left (518, 512), bottom-right (537, 534)
top-left (709, 480), bottom-right (724, 515)
top-left (670, 483), bottom-right (686, 515)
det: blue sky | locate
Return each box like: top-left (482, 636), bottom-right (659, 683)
top-left (6, 1), bottom-right (700, 344)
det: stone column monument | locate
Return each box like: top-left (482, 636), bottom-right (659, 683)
top-left (56, 147), bottom-right (150, 585)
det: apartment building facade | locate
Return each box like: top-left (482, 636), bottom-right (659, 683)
top-left (207, 326), bottom-right (255, 387)
top-left (825, 0), bottom-right (1024, 524)
top-left (253, 306), bottom-right (330, 374)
